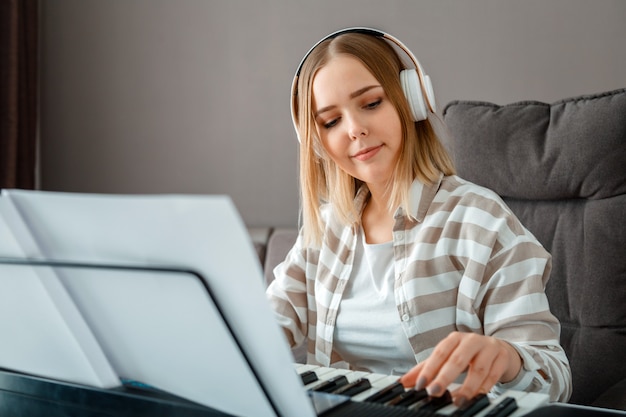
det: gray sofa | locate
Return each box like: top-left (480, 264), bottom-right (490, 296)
top-left (249, 88), bottom-right (626, 410)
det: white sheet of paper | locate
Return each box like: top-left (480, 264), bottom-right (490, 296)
top-left (0, 197), bottom-right (120, 388)
top-left (1, 189), bottom-right (315, 417)
top-left (54, 266), bottom-right (275, 416)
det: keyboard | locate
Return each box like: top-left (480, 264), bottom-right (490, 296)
top-left (296, 364), bottom-right (550, 417)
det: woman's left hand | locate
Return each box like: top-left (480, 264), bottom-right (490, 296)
top-left (400, 331), bottom-right (522, 407)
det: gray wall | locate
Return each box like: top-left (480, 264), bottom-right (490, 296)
top-left (39, 0), bottom-right (626, 227)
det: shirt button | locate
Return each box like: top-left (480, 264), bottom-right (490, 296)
top-left (401, 314), bottom-right (410, 322)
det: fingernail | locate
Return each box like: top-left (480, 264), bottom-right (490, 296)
top-left (414, 376), bottom-right (427, 391)
top-left (427, 383), bottom-right (443, 396)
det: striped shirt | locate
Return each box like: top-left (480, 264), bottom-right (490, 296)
top-left (266, 174), bottom-right (572, 402)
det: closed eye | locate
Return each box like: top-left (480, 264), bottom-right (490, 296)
top-left (319, 98), bottom-right (382, 129)
top-left (323, 118), bottom-right (339, 129)
top-left (365, 99), bottom-right (382, 109)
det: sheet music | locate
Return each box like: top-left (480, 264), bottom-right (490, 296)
top-left (0, 189), bottom-right (316, 417)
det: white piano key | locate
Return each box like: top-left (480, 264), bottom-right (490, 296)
top-left (507, 391), bottom-right (550, 417)
top-left (294, 364), bottom-right (318, 374)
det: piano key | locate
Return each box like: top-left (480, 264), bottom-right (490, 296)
top-left (331, 378), bottom-right (372, 397)
top-left (385, 388), bottom-right (428, 407)
top-left (506, 391), bottom-right (550, 417)
top-left (350, 374), bottom-right (401, 402)
top-left (413, 390), bottom-right (453, 412)
top-left (297, 365), bottom-right (377, 397)
top-left (300, 370), bottom-right (318, 385)
top-left (311, 375), bottom-right (349, 393)
top-left (294, 363), bottom-right (317, 374)
top-left (438, 392), bottom-right (521, 417)
top-left (303, 368), bottom-right (350, 390)
top-left (297, 364), bottom-right (387, 385)
top-left (363, 381), bottom-right (406, 403)
top-left (483, 396), bottom-right (517, 417)
top-left (450, 393), bottom-right (490, 417)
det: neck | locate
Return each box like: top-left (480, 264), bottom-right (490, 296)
top-left (361, 192), bottom-right (395, 244)
top-left (366, 181), bottom-right (392, 210)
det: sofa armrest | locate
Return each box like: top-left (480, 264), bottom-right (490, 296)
top-left (247, 227), bottom-right (273, 268)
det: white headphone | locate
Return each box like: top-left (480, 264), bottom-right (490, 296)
top-left (290, 27), bottom-right (437, 139)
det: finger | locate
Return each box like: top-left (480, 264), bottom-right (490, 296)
top-left (455, 346), bottom-right (509, 404)
top-left (414, 334), bottom-right (461, 394)
top-left (400, 333), bottom-right (463, 391)
top-left (400, 361), bottom-right (426, 388)
top-left (425, 333), bottom-right (483, 396)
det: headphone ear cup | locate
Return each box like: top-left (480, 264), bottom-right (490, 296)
top-left (423, 74), bottom-right (437, 114)
top-left (400, 69), bottom-right (428, 121)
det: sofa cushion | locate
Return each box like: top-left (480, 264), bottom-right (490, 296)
top-left (442, 88), bottom-right (626, 407)
top-left (442, 89), bottom-right (626, 200)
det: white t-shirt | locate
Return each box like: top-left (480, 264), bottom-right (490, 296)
top-left (333, 228), bottom-right (416, 375)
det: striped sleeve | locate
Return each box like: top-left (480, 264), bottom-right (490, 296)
top-left (438, 177), bottom-right (572, 401)
top-left (265, 231), bottom-right (312, 348)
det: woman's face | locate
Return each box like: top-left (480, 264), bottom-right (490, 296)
top-left (312, 54), bottom-right (403, 189)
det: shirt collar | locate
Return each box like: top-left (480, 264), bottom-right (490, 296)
top-left (405, 172), bottom-right (444, 222)
top-left (353, 172), bottom-right (444, 223)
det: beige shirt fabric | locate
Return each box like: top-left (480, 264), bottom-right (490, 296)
top-left (266, 174), bottom-right (572, 402)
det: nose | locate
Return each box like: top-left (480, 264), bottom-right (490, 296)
top-left (347, 114), bottom-right (368, 140)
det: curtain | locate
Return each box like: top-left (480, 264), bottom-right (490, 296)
top-left (0, 0), bottom-right (38, 190)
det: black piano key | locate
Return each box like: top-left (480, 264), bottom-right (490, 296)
top-left (299, 370), bottom-right (318, 385)
top-left (483, 396), bottom-right (518, 417)
top-left (386, 388), bottom-right (429, 407)
top-left (363, 381), bottom-right (406, 403)
top-left (331, 378), bottom-right (372, 397)
top-left (413, 390), bottom-right (453, 412)
top-left (311, 375), bottom-right (349, 393)
top-left (451, 393), bottom-right (490, 417)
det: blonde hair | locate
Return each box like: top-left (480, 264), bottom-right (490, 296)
top-left (293, 32), bottom-right (455, 245)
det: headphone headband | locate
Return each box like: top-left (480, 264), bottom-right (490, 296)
top-left (294, 28), bottom-right (386, 78)
top-left (291, 27), bottom-right (436, 143)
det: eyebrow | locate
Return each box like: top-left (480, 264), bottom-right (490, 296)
top-left (314, 85), bottom-right (382, 117)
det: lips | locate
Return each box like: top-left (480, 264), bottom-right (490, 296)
top-left (352, 145), bottom-right (383, 161)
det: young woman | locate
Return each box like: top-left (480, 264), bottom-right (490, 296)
top-left (266, 28), bottom-right (572, 406)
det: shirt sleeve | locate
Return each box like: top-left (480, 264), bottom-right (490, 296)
top-left (480, 221), bottom-right (573, 402)
top-left (493, 339), bottom-right (572, 403)
top-left (265, 232), bottom-right (310, 349)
